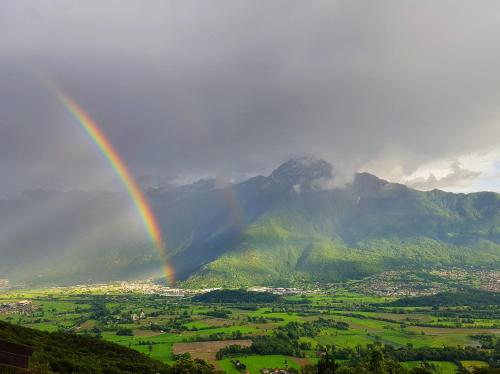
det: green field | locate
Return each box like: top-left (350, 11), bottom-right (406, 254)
top-left (218, 355), bottom-right (301, 374)
top-left (1, 283), bottom-right (500, 373)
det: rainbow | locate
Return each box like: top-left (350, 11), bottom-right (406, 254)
top-left (45, 81), bottom-right (174, 284)
top-left (217, 179), bottom-right (247, 230)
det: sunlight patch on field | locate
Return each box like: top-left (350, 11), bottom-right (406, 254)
top-left (218, 355), bottom-right (301, 374)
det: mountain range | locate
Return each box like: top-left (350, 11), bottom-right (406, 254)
top-left (1, 157), bottom-right (499, 287)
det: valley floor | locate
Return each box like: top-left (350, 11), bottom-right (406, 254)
top-left (1, 273), bottom-right (499, 373)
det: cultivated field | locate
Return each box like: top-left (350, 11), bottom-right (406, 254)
top-left (1, 276), bottom-right (499, 373)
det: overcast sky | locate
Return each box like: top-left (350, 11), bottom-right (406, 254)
top-left (2, 0), bottom-right (500, 195)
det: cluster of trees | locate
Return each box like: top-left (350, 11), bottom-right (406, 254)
top-left (431, 307), bottom-right (500, 321)
top-left (388, 290), bottom-right (500, 308)
top-left (137, 340), bottom-right (161, 346)
top-left (303, 347), bottom-right (427, 374)
top-left (374, 344), bottom-right (497, 365)
top-left (168, 357), bottom-right (224, 374)
top-left (473, 334), bottom-right (500, 350)
top-left (192, 289), bottom-right (281, 303)
top-left (216, 344), bottom-right (252, 359)
top-left (232, 304), bottom-right (260, 311)
top-left (302, 345), bottom-right (500, 374)
top-left (88, 300), bottom-right (109, 321)
top-left (216, 319), bottom-right (349, 359)
top-left (285, 297), bottom-right (312, 305)
top-left (216, 335), bottom-right (300, 359)
top-left (149, 311), bottom-right (193, 332)
top-left (247, 315), bottom-right (284, 323)
top-left (187, 330), bottom-right (247, 342)
top-left (277, 319), bottom-right (349, 340)
top-left (116, 328), bottom-right (134, 336)
top-left (202, 310), bottom-right (232, 318)
top-left (323, 343), bottom-right (500, 366)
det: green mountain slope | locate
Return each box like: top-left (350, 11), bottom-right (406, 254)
top-left (176, 158), bottom-right (500, 287)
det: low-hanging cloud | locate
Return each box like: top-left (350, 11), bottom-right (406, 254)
top-left (1, 0), bottom-right (500, 194)
top-left (406, 161), bottom-right (482, 191)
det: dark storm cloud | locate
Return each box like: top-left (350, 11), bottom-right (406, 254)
top-left (2, 0), bottom-right (500, 193)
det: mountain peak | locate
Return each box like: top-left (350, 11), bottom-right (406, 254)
top-left (270, 157), bottom-right (333, 187)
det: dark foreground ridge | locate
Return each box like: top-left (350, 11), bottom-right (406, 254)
top-left (0, 320), bottom-right (226, 374)
top-left (0, 320), bottom-right (169, 373)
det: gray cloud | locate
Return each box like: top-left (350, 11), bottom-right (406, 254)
top-left (406, 161), bottom-right (482, 190)
top-left (1, 0), bottom-right (500, 194)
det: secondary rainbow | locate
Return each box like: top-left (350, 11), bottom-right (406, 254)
top-left (47, 82), bottom-right (174, 284)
